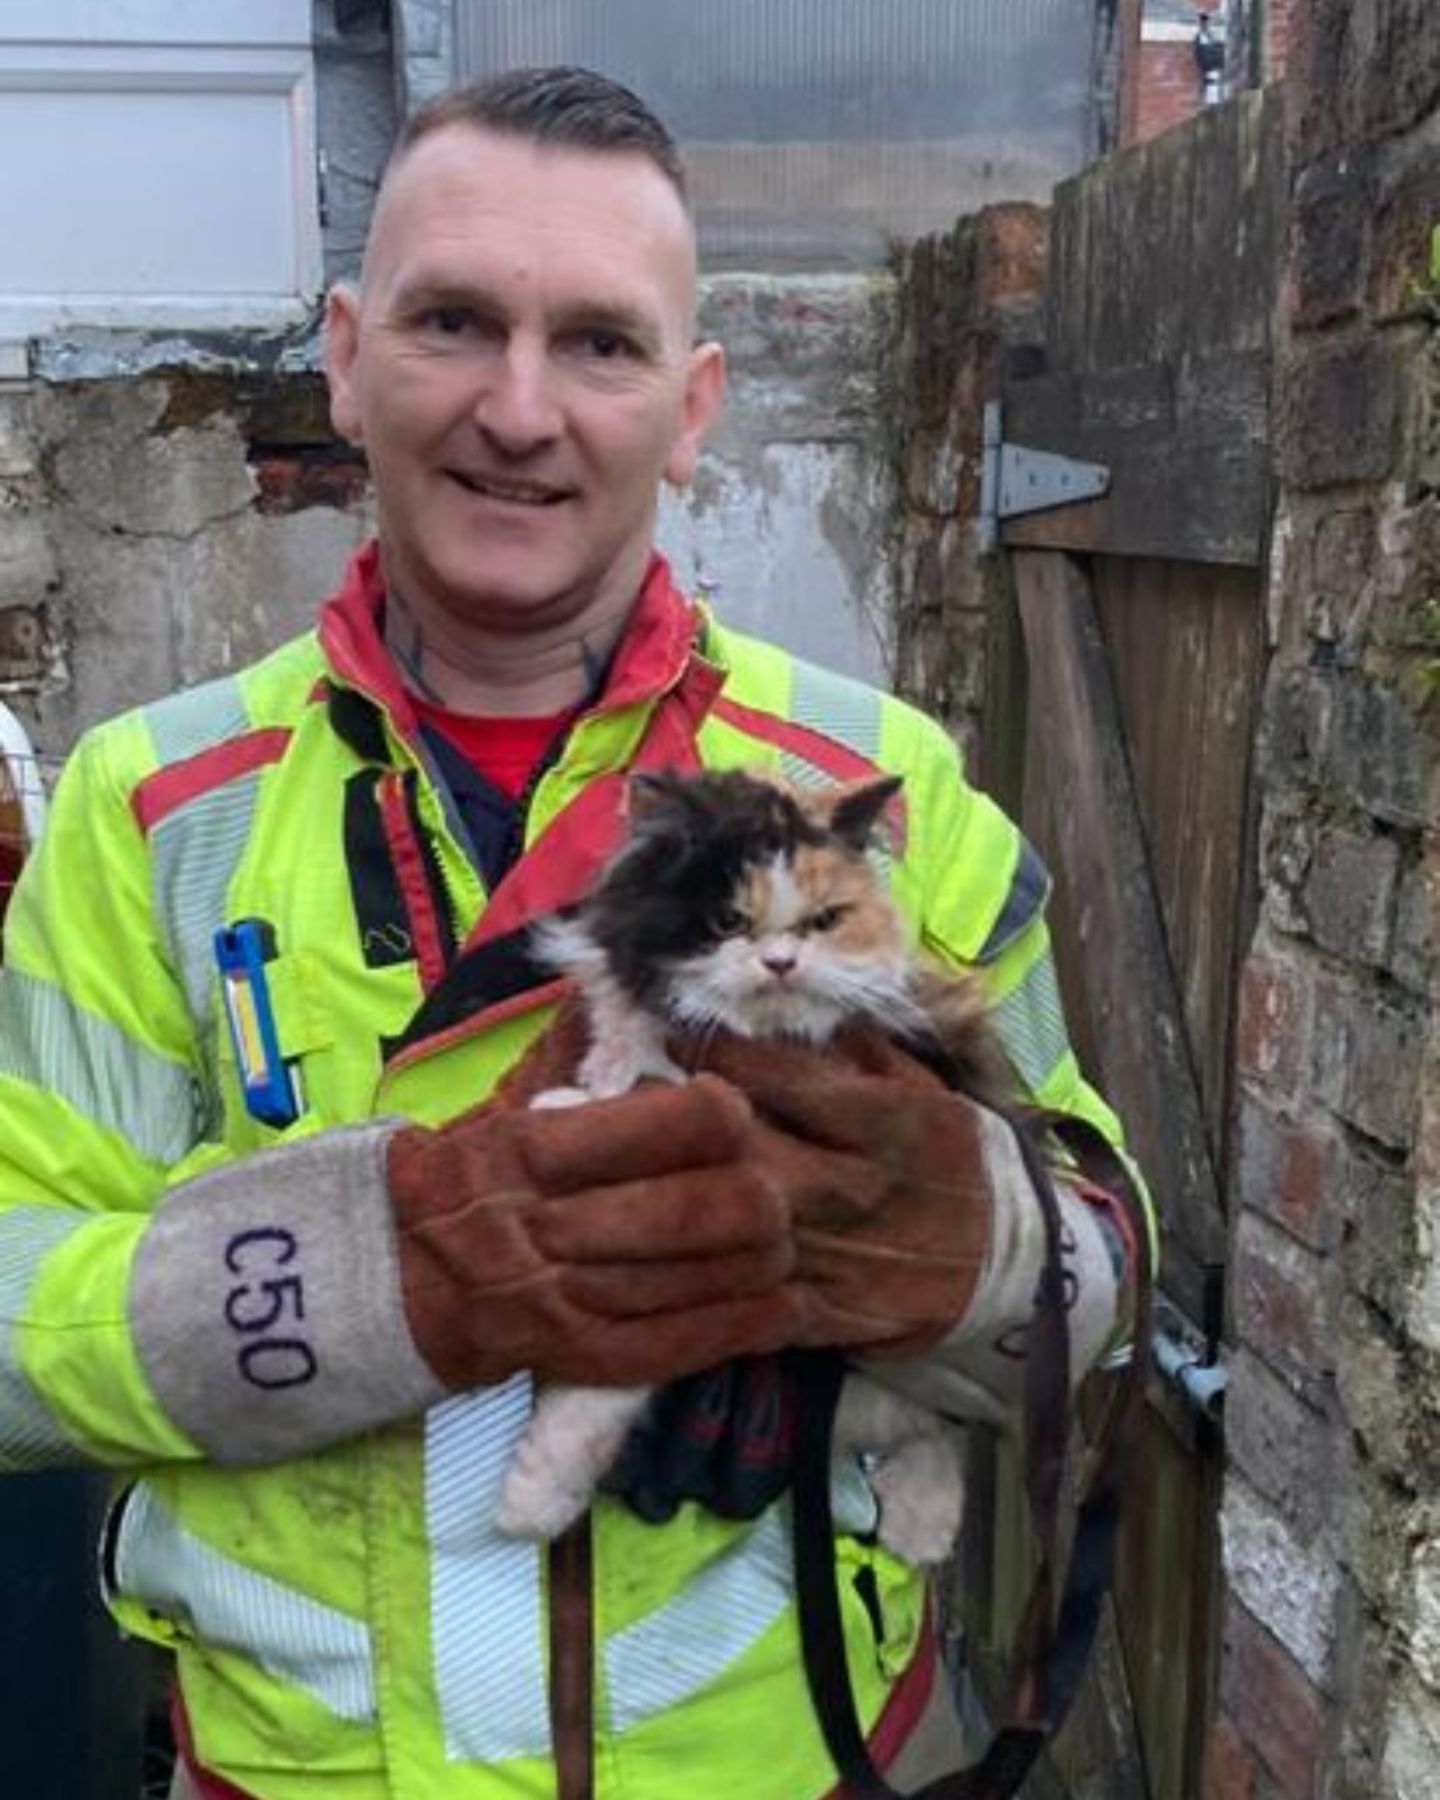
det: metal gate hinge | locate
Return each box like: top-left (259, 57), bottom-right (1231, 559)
top-left (978, 401), bottom-right (1111, 554)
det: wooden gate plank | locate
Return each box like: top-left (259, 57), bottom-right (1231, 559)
top-left (1012, 548), bottom-right (1225, 1320)
top-left (999, 350), bottom-right (1271, 566)
top-left (1094, 558), bottom-right (1263, 1167)
top-left (1047, 1598), bottom-right (1154, 1800)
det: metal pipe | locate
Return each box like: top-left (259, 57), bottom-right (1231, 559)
top-left (1149, 1295), bottom-right (1228, 1422)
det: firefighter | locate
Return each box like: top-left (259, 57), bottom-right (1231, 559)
top-left (0, 68), bottom-right (1149, 1800)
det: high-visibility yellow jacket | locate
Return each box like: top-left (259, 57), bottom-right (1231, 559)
top-left (0, 544), bottom-right (1133, 1798)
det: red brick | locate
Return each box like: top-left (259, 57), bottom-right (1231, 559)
top-left (1205, 1715), bottom-right (1257, 1800)
top-left (974, 204), bottom-right (1049, 316)
top-left (1233, 1095), bottom-right (1346, 1253)
top-left (1133, 43), bottom-right (1206, 146)
top-left (252, 451), bottom-right (370, 517)
top-left (1220, 1600), bottom-right (1325, 1798)
top-left (1235, 949), bottom-right (1314, 1098)
top-left (1267, 0), bottom-right (1298, 80)
top-left (1233, 1211), bottom-right (1332, 1403)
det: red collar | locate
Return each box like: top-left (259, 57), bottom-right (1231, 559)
top-left (316, 541), bottom-right (701, 734)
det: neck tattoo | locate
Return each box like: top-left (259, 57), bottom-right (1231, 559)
top-left (385, 595), bottom-right (446, 704)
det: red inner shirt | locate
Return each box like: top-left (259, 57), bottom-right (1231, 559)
top-left (412, 696), bottom-right (573, 799)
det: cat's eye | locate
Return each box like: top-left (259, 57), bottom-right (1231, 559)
top-left (803, 903), bottom-right (851, 933)
top-left (713, 902), bottom-right (751, 937)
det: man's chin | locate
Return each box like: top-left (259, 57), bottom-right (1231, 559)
top-left (431, 560), bottom-right (593, 631)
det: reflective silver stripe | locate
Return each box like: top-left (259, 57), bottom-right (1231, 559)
top-left (605, 1507), bottom-right (794, 1732)
top-left (426, 1381), bottom-right (550, 1761)
top-left (152, 775), bottom-right (266, 1032)
top-left (0, 968), bottom-right (199, 1165)
top-left (142, 676), bottom-right (260, 1034)
top-left (782, 662), bottom-right (892, 879)
top-left (788, 659), bottom-right (884, 764)
top-left (993, 950), bottom-right (1071, 1094)
top-left (0, 1206), bottom-right (86, 1469)
top-left (976, 839), bottom-right (1051, 964)
top-left (424, 1390), bottom-right (877, 1752)
top-left (600, 1459), bottom-right (873, 1734)
top-left (114, 1481), bottom-right (376, 1724)
top-left (144, 677), bottom-right (249, 770)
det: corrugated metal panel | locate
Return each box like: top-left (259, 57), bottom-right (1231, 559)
top-left (454, 0), bottom-right (1099, 267)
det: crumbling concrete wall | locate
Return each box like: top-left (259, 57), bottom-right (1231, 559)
top-left (0, 374), bottom-right (373, 754)
top-left (661, 275), bottom-right (894, 684)
top-left (1214, 3), bottom-right (1440, 1796)
top-left (0, 271), bottom-right (895, 760)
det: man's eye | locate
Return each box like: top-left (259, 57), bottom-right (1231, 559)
top-left (584, 330), bottom-right (634, 360)
top-left (424, 308), bottom-right (473, 336)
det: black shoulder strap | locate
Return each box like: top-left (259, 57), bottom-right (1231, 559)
top-left (792, 1114), bottom-right (1152, 1800)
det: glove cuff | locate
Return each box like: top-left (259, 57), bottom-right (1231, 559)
top-left (859, 1107), bottom-right (1121, 1424)
top-left (130, 1122), bottom-right (446, 1464)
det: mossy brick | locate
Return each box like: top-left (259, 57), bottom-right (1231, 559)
top-left (1389, 853), bottom-right (1435, 994)
top-left (1273, 333), bottom-right (1403, 490)
top-left (1292, 0), bottom-right (1440, 161)
top-left (1312, 969), bottom-right (1424, 1151)
top-left (1322, 674), bottom-right (1439, 830)
top-left (1302, 825), bottom-right (1400, 965)
top-left (1288, 149), bottom-right (1376, 331)
top-left (1369, 137), bottom-right (1440, 320)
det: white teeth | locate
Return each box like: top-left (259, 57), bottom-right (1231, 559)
top-left (457, 473), bottom-right (561, 505)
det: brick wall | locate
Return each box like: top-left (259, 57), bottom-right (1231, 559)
top-left (1266, 0), bottom-right (1299, 80)
top-left (1134, 41), bottom-right (1209, 145)
top-left (1210, 0), bottom-right (1440, 1795)
top-left (887, 204), bottom-right (1049, 777)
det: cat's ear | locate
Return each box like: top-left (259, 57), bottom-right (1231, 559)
top-left (825, 775), bottom-right (904, 852)
top-left (626, 771), bottom-right (704, 832)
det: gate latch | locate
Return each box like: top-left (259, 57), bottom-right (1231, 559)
top-left (978, 401), bottom-right (1111, 554)
top-left (1150, 1293), bottom-right (1227, 1423)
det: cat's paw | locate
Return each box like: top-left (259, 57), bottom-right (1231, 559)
top-left (495, 1464), bottom-right (592, 1541)
top-left (868, 1441), bottom-right (965, 1567)
top-left (529, 1085), bottom-right (592, 1111)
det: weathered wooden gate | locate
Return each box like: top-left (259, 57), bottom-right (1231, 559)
top-left (958, 91), bottom-right (1287, 1799)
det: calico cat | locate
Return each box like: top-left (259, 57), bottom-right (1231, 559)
top-left (496, 767), bottom-right (1008, 1561)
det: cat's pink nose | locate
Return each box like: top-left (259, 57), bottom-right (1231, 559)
top-left (762, 952), bottom-right (797, 978)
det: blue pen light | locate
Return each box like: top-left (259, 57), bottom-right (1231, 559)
top-left (214, 919), bottom-right (302, 1128)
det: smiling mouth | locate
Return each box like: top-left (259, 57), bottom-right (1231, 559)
top-left (447, 471), bottom-right (572, 506)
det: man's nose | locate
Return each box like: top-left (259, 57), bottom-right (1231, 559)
top-left (475, 343), bottom-right (561, 454)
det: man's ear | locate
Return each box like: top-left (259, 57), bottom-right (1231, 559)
top-left (324, 283), bottom-right (365, 445)
top-left (663, 340), bottom-right (726, 489)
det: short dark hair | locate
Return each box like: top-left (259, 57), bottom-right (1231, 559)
top-left (396, 66), bottom-right (687, 203)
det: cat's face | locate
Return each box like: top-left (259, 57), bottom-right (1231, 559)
top-left (583, 769), bottom-right (911, 1043)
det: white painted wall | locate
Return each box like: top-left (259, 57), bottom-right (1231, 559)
top-left (0, 1), bottom-right (321, 337)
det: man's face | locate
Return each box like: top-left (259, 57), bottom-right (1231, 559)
top-left (326, 126), bottom-right (723, 638)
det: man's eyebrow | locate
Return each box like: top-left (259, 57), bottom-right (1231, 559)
top-left (389, 277), bottom-right (500, 314)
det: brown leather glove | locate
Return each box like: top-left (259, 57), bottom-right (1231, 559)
top-left (682, 1026), bottom-right (994, 1357)
top-left (387, 1067), bottom-right (805, 1390)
